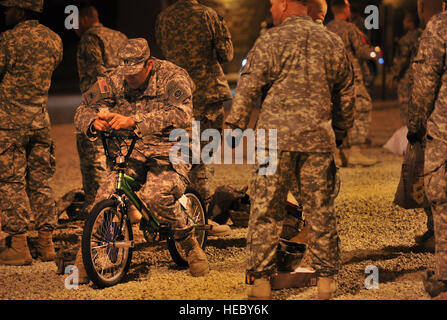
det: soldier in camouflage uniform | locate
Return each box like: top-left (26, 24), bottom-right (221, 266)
top-left (74, 4), bottom-right (128, 216)
top-left (408, 8), bottom-right (447, 299)
top-left (225, 0), bottom-right (354, 300)
top-left (407, 0), bottom-right (445, 262)
top-left (390, 10), bottom-right (422, 127)
top-left (155, 0), bottom-right (234, 236)
top-left (73, 38), bottom-right (209, 282)
top-left (0, 0), bottom-right (63, 265)
top-left (327, 0), bottom-right (377, 167)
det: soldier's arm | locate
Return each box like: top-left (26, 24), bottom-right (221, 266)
top-left (0, 34), bottom-right (7, 78)
top-left (154, 14), bottom-right (164, 50)
top-left (331, 45), bottom-right (355, 141)
top-left (132, 74), bottom-right (193, 139)
top-left (350, 25), bottom-right (373, 61)
top-left (78, 34), bottom-right (107, 93)
top-left (408, 20), bottom-right (445, 134)
top-left (74, 78), bottom-right (116, 138)
top-left (390, 36), bottom-right (411, 81)
top-left (225, 36), bottom-right (274, 130)
top-left (208, 11), bottom-right (234, 63)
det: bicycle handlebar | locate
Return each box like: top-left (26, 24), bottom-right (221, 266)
top-left (99, 130), bottom-right (139, 165)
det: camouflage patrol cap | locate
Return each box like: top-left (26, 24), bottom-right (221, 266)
top-left (0, 0), bottom-right (44, 13)
top-left (118, 38), bottom-right (151, 76)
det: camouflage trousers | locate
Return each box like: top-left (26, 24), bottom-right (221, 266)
top-left (246, 151), bottom-right (341, 279)
top-left (397, 76), bottom-right (410, 127)
top-left (189, 102), bottom-right (224, 207)
top-left (76, 133), bottom-right (107, 213)
top-left (94, 157), bottom-right (193, 240)
top-left (348, 81), bottom-right (373, 146)
top-left (0, 127), bottom-right (57, 235)
top-left (424, 137), bottom-right (447, 280)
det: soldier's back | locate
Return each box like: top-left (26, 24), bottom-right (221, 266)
top-left (0, 20), bottom-right (63, 129)
top-left (241, 15), bottom-right (353, 152)
top-left (77, 24), bottom-right (128, 93)
top-left (83, 25), bottom-right (127, 70)
top-left (156, 0), bottom-right (232, 106)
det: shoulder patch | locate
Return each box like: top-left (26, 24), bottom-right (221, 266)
top-left (167, 79), bottom-right (190, 106)
top-left (98, 77), bottom-right (111, 94)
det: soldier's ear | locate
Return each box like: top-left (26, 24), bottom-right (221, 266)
top-left (146, 60), bottom-right (154, 73)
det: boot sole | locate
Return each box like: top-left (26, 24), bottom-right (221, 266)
top-left (0, 259), bottom-right (33, 266)
top-left (190, 266), bottom-right (210, 277)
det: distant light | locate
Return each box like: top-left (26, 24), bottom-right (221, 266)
top-left (378, 58), bottom-right (384, 64)
top-left (375, 46), bottom-right (381, 53)
top-left (370, 52), bottom-right (377, 59)
top-left (242, 58), bottom-right (247, 67)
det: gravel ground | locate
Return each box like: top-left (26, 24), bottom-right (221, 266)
top-left (0, 101), bottom-right (436, 300)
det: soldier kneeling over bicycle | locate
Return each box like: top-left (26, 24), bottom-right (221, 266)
top-left (73, 38), bottom-right (209, 285)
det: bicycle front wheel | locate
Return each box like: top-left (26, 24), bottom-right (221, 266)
top-left (167, 187), bottom-right (207, 268)
top-left (82, 199), bottom-right (133, 288)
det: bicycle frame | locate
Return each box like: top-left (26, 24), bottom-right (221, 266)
top-left (113, 170), bottom-right (160, 234)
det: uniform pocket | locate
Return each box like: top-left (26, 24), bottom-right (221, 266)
top-left (425, 162), bottom-right (447, 204)
top-left (0, 141), bottom-right (19, 182)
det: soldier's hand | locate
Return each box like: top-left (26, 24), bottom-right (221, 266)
top-left (407, 131), bottom-right (422, 145)
top-left (107, 113), bottom-right (136, 130)
top-left (92, 118), bottom-right (110, 132)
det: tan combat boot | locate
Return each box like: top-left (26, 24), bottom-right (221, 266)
top-left (415, 230), bottom-right (435, 252)
top-left (179, 235), bottom-right (210, 277)
top-left (208, 219), bottom-right (231, 237)
top-left (317, 276), bottom-right (337, 300)
top-left (347, 145), bottom-right (377, 166)
top-left (0, 234), bottom-right (33, 266)
top-left (37, 231), bottom-right (56, 261)
top-left (247, 277), bottom-right (272, 300)
top-left (74, 248), bottom-right (90, 285)
top-left (334, 149), bottom-right (348, 167)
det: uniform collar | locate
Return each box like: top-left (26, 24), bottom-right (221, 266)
top-left (283, 14), bottom-right (313, 25)
top-left (15, 19), bottom-right (39, 29)
top-left (143, 59), bottom-right (159, 97)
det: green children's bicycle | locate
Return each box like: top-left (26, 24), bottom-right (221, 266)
top-left (81, 131), bottom-right (208, 288)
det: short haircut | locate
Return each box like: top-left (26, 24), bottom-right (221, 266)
top-left (289, 0), bottom-right (310, 5)
top-left (404, 9), bottom-right (419, 26)
top-left (330, 0), bottom-right (347, 8)
top-left (79, 3), bottom-right (99, 21)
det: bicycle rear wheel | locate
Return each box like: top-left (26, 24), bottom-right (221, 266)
top-left (167, 187), bottom-right (207, 268)
top-left (82, 199), bottom-right (133, 288)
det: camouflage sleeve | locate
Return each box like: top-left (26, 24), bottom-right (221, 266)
top-left (0, 34), bottom-right (7, 78)
top-left (74, 103), bottom-right (98, 137)
top-left (78, 34), bottom-right (107, 93)
top-left (133, 75), bottom-right (193, 139)
top-left (331, 47), bottom-right (355, 140)
top-left (225, 35), bottom-right (275, 130)
top-left (390, 36), bottom-right (412, 81)
top-left (349, 25), bottom-right (373, 61)
top-left (74, 77), bottom-right (116, 137)
top-left (208, 12), bottom-right (234, 64)
top-left (154, 14), bottom-right (163, 48)
top-left (408, 21), bottom-right (445, 134)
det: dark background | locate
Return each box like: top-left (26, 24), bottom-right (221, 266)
top-left (0, 0), bottom-right (423, 97)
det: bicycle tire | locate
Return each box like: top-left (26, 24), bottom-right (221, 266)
top-left (167, 187), bottom-right (208, 268)
top-left (82, 199), bottom-right (133, 288)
